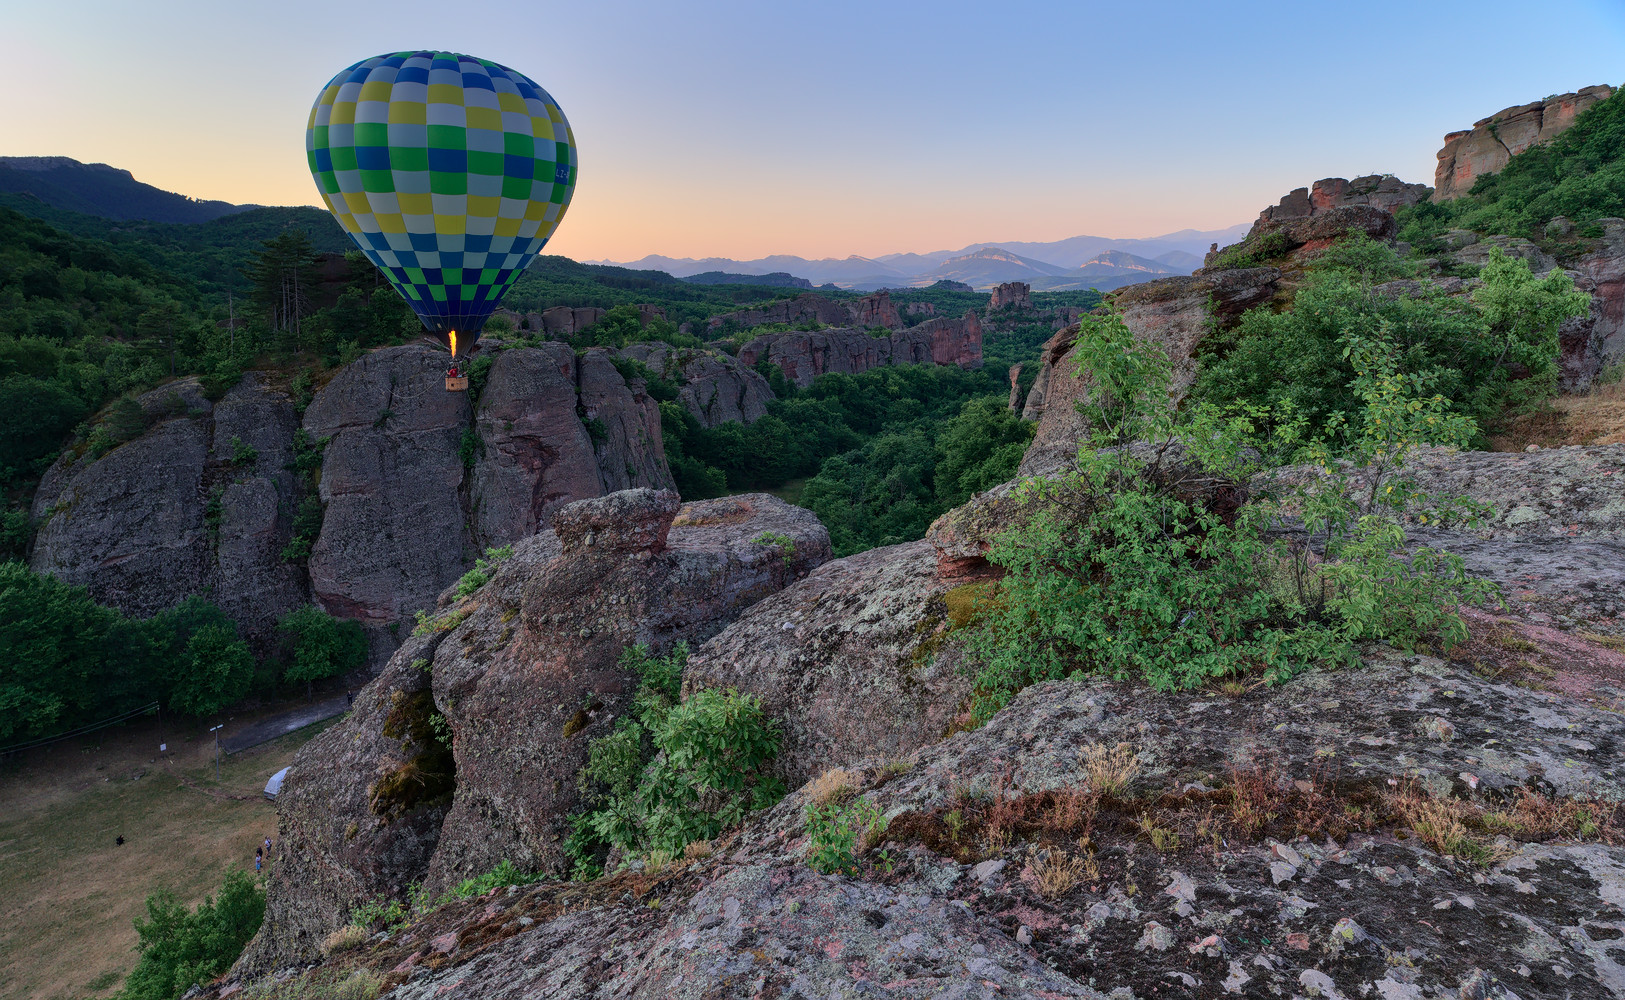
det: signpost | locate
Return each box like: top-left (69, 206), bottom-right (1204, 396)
top-left (209, 724), bottom-right (224, 783)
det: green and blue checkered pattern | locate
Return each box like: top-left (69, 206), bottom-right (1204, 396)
top-left (307, 51), bottom-right (578, 339)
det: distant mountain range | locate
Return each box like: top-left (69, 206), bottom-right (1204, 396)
top-left (595, 223), bottom-right (1249, 292)
top-left (0, 156), bottom-right (257, 224)
top-left (1, 155), bottom-right (1247, 293)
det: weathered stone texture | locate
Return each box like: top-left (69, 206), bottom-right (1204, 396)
top-left (1434, 85), bottom-right (1614, 201)
top-left (617, 343), bottom-right (774, 427)
top-left (737, 312), bottom-right (983, 388)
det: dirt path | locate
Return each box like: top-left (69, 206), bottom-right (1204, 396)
top-left (222, 695), bottom-right (349, 754)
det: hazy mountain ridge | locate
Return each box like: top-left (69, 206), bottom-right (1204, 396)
top-left (597, 221), bottom-right (1249, 290)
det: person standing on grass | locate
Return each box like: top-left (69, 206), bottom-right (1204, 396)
top-left (265, 836), bottom-right (272, 855)
top-left (255, 847), bottom-right (263, 872)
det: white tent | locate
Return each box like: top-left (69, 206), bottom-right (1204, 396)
top-left (264, 767), bottom-right (289, 800)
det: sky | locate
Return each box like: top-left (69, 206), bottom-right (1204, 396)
top-left (5, 0), bottom-right (1625, 262)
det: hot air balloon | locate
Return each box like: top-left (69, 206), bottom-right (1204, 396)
top-left (306, 51), bottom-right (578, 388)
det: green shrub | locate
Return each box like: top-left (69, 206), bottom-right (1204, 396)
top-left (1194, 236), bottom-right (1588, 447)
top-left (117, 868), bottom-right (264, 1000)
top-left (454, 545), bottom-right (514, 598)
top-left (568, 644), bottom-right (784, 874)
top-left (229, 435), bottom-right (258, 467)
top-left (964, 303), bottom-right (1504, 723)
top-left (805, 796), bottom-right (886, 875)
top-left (450, 859), bottom-right (543, 899)
top-left (751, 531), bottom-right (796, 565)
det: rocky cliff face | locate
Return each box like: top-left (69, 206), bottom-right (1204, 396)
top-left (31, 345), bottom-right (675, 640)
top-left (736, 312), bottom-right (983, 388)
top-left (1434, 85), bottom-right (1614, 201)
top-left (706, 291), bottom-right (904, 332)
top-left (238, 489), bottom-right (832, 969)
top-left (1256, 174), bottom-right (1432, 227)
top-left (30, 375), bottom-right (307, 645)
top-left (988, 281), bottom-right (1031, 310)
top-left (616, 343), bottom-right (774, 428)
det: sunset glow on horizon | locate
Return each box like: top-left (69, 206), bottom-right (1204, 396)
top-left (6, 0), bottom-right (1624, 262)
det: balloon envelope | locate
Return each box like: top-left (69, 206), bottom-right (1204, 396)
top-left (306, 51), bottom-right (577, 349)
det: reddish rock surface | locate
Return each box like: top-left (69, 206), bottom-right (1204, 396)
top-left (707, 291), bottom-right (905, 332)
top-left (737, 312), bottom-right (983, 388)
top-left (1434, 86), bottom-right (1614, 201)
top-left (1256, 175), bottom-right (1431, 228)
top-left (988, 281), bottom-right (1032, 310)
top-left (616, 343), bottom-right (774, 427)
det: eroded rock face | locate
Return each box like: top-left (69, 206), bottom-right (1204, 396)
top-left (707, 291), bottom-right (905, 332)
top-left (685, 539), bottom-right (972, 787)
top-left (1257, 175), bottom-right (1431, 228)
top-left (737, 312), bottom-right (983, 388)
top-left (304, 346), bottom-right (474, 624)
top-left (239, 492), bottom-right (832, 970)
top-left (470, 344), bottom-right (600, 545)
top-left (576, 349), bottom-right (674, 493)
top-left (30, 374), bottom-right (306, 643)
top-left (1434, 86), bottom-right (1614, 201)
top-left (616, 343), bottom-right (773, 428)
top-left (988, 281), bottom-right (1032, 310)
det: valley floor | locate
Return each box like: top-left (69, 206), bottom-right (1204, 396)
top-left (0, 709), bottom-right (335, 1000)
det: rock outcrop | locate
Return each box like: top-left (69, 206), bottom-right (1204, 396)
top-left (1256, 174), bottom-right (1432, 228)
top-left (30, 375), bottom-right (307, 645)
top-left (684, 539), bottom-right (973, 788)
top-left (707, 291), bottom-right (905, 332)
top-left (1434, 85), bottom-right (1614, 201)
top-left (32, 345), bottom-right (676, 643)
top-left (240, 490), bottom-right (832, 968)
top-left (1019, 268), bottom-right (1279, 474)
top-left (988, 281), bottom-right (1031, 310)
top-left (737, 312), bottom-right (983, 388)
top-left (616, 342), bottom-right (774, 427)
top-left (902, 300), bottom-right (936, 317)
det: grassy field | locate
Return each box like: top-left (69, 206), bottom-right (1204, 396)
top-left (0, 709), bottom-right (337, 1000)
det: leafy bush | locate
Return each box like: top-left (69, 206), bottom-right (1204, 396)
top-left (805, 796), bottom-right (886, 875)
top-left (568, 643), bottom-right (784, 875)
top-left (965, 302), bottom-right (1504, 723)
top-left (1194, 236), bottom-right (1588, 446)
top-left (117, 868), bottom-right (264, 1000)
top-left (454, 545), bottom-right (514, 598)
top-left (450, 859), bottom-right (544, 899)
top-left (277, 605), bottom-right (367, 690)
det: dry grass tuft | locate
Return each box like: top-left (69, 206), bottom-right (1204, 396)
top-left (320, 923), bottom-right (371, 956)
top-left (804, 767), bottom-right (858, 807)
top-left (1021, 851), bottom-right (1088, 898)
top-left (682, 839), bottom-right (714, 860)
top-left (1080, 743), bottom-right (1140, 797)
top-left (1490, 377), bottom-right (1625, 450)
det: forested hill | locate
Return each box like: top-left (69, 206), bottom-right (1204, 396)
top-left (0, 156), bottom-right (254, 224)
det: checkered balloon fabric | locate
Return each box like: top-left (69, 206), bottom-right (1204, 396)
top-left (307, 51), bottom-right (578, 341)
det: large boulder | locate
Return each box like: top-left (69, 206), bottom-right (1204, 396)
top-left (576, 349), bottom-right (674, 493)
top-left (469, 343), bottom-right (602, 545)
top-left (30, 374), bottom-right (307, 644)
top-left (1434, 86), bottom-right (1614, 201)
top-left (1019, 268), bottom-right (1278, 475)
top-left (684, 539), bottom-right (973, 787)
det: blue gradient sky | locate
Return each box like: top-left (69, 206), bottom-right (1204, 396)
top-left (6, 0), bottom-right (1623, 260)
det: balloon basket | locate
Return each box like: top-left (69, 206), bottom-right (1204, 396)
top-left (445, 375), bottom-right (469, 392)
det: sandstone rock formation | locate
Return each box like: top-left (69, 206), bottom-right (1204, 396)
top-left (1434, 85), bottom-right (1614, 201)
top-left (737, 312), bottom-right (983, 388)
top-left (902, 300), bottom-right (936, 317)
top-left (32, 346), bottom-right (676, 643)
top-left (539, 305), bottom-right (606, 337)
top-left (239, 490), bottom-right (832, 968)
top-left (988, 281), bottom-right (1031, 310)
top-left (30, 375), bottom-right (307, 645)
top-left (616, 342), bottom-right (774, 427)
top-left (707, 291), bottom-right (904, 332)
top-left (1256, 174), bottom-right (1431, 228)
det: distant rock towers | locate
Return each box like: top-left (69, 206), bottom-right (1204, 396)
top-left (989, 281), bottom-right (1031, 310)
